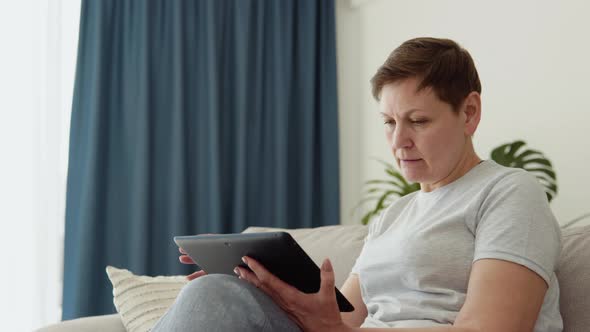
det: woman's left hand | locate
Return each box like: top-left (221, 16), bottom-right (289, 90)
top-left (235, 256), bottom-right (352, 332)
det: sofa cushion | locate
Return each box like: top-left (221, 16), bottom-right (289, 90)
top-left (105, 266), bottom-right (188, 332)
top-left (244, 224), bottom-right (368, 288)
top-left (556, 224), bottom-right (590, 332)
top-left (37, 224), bottom-right (589, 332)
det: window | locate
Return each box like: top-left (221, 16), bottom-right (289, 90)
top-left (0, 0), bottom-right (80, 330)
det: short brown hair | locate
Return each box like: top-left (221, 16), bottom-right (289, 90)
top-left (371, 37), bottom-right (481, 111)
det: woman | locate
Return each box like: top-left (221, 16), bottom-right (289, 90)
top-left (152, 37), bottom-right (562, 332)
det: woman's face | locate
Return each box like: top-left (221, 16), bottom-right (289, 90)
top-left (379, 77), bottom-right (480, 191)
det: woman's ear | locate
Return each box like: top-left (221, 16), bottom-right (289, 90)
top-left (462, 91), bottom-right (481, 136)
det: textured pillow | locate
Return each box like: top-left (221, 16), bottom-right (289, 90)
top-left (105, 266), bottom-right (188, 332)
top-left (556, 224), bottom-right (590, 332)
top-left (244, 224), bottom-right (368, 288)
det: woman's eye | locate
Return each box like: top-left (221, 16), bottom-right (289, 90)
top-left (384, 120), bottom-right (395, 127)
top-left (411, 119), bottom-right (427, 125)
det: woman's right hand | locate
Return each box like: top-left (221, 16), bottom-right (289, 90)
top-left (178, 246), bottom-right (207, 281)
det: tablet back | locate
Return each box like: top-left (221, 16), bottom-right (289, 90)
top-left (174, 232), bottom-right (354, 312)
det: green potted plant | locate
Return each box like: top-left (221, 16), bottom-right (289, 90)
top-left (357, 140), bottom-right (558, 225)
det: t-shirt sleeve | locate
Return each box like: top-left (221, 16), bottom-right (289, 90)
top-left (473, 171), bottom-right (562, 286)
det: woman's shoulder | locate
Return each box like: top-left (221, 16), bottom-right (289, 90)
top-left (478, 161), bottom-right (545, 196)
top-left (465, 160), bottom-right (542, 196)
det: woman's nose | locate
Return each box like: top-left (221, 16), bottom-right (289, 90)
top-left (391, 125), bottom-right (413, 150)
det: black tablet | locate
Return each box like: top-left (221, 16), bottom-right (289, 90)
top-left (174, 232), bottom-right (354, 312)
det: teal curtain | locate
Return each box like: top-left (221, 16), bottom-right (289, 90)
top-left (63, 0), bottom-right (340, 319)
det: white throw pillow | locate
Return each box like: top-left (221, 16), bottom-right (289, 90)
top-left (105, 266), bottom-right (188, 332)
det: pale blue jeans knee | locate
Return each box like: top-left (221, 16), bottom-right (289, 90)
top-left (151, 274), bottom-right (302, 332)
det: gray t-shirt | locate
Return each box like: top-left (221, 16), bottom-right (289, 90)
top-left (351, 160), bottom-right (562, 331)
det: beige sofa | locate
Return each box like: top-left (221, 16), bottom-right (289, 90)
top-left (38, 224), bottom-right (590, 332)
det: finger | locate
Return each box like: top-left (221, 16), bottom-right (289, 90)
top-left (243, 256), bottom-right (302, 301)
top-left (179, 255), bottom-right (195, 264)
top-left (319, 258), bottom-right (337, 302)
top-left (234, 266), bottom-right (262, 287)
top-left (236, 266), bottom-right (296, 313)
top-left (187, 270), bottom-right (206, 281)
top-left (235, 266), bottom-right (283, 302)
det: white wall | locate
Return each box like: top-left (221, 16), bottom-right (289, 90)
top-left (336, 0), bottom-right (590, 226)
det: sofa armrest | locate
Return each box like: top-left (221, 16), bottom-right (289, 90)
top-left (35, 314), bottom-right (125, 332)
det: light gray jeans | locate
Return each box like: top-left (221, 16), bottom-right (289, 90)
top-left (151, 274), bottom-right (302, 332)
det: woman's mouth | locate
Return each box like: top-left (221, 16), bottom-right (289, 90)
top-left (400, 159), bottom-right (422, 165)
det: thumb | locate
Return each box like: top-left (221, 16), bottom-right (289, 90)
top-left (319, 258), bottom-right (336, 300)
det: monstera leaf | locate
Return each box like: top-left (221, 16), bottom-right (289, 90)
top-left (491, 140), bottom-right (557, 202)
top-left (357, 160), bottom-right (420, 225)
top-left (357, 140), bottom-right (558, 224)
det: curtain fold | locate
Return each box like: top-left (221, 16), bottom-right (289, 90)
top-left (63, 0), bottom-right (339, 319)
